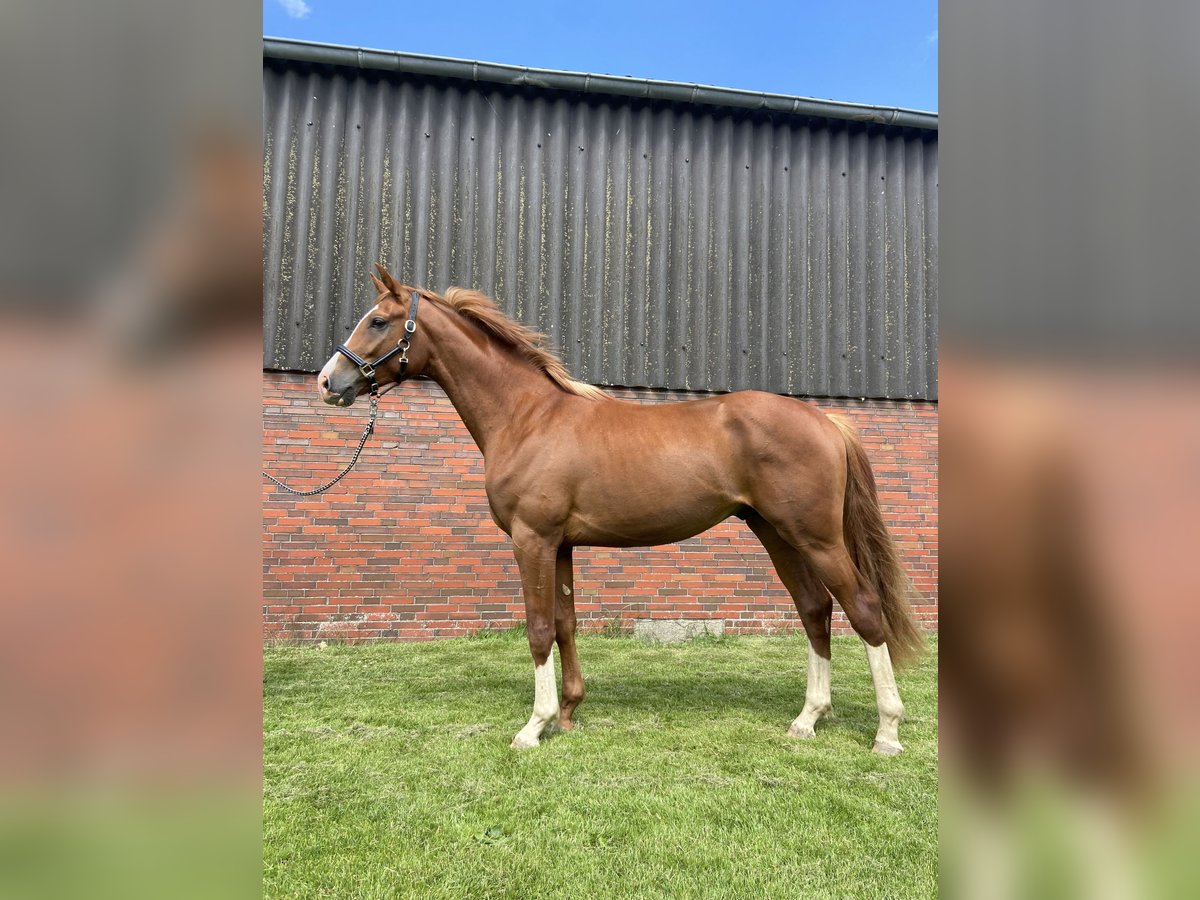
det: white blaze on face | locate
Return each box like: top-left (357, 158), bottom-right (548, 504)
top-left (510, 654), bottom-right (559, 749)
top-left (354, 304), bottom-right (382, 333)
top-left (318, 304), bottom-right (381, 402)
top-left (316, 355), bottom-right (341, 399)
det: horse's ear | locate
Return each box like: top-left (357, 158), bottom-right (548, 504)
top-left (375, 263), bottom-right (403, 298)
top-left (369, 273), bottom-right (388, 295)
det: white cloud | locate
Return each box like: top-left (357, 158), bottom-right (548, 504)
top-left (926, 29), bottom-right (938, 46)
top-left (277, 0), bottom-right (312, 19)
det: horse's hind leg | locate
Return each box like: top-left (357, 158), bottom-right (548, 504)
top-left (554, 547), bottom-right (585, 729)
top-left (746, 514), bottom-right (834, 739)
top-left (803, 541), bottom-right (906, 754)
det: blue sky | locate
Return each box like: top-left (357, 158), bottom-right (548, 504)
top-left (264, 1), bottom-right (937, 112)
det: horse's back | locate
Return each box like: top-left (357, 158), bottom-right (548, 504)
top-left (573, 389), bottom-right (839, 466)
top-left (708, 390), bottom-right (841, 457)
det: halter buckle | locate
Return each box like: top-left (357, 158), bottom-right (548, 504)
top-left (359, 362), bottom-right (376, 379)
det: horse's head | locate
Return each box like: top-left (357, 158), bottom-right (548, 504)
top-left (318, 264), bottom-right (432, 406)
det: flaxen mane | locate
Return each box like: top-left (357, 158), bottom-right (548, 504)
top-left (435, 287), bottom-right (609, 401)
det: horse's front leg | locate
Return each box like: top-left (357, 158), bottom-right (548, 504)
top-left (554, 546), bottom-right (585, 729)
top-left (510, 522), bottom-right (561, 749)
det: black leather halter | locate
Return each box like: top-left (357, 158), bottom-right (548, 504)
top-left (334, 291), bottom-right (422, 394)
top-left (262, 290), bottom-right (422, 496)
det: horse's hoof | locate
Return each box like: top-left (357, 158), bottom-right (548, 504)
top-left (872, 739), bottom-right (903, 755)
top-left (558, 718), bottom-right (575, 731)
top-left (510, 732), bottom-right (540, 750)
top-left (787, 722), bottom-right (816, 739)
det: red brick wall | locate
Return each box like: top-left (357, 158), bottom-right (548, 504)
top-left (263, 372), bottom-right (937, 642)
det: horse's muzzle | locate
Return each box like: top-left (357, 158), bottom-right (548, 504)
top-left (318, 372), bottom-right (358, 407)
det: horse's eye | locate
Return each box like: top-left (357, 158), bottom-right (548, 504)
top-left (370, 318), bottom-right (387, 329)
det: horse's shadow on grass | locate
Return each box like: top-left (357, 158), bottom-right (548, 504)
top-left (262, 658), bottom-right (306, 690)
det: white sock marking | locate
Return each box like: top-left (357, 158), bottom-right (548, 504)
top-left (789, 643), bottom-right (832, 737)
top-left (511, 655), bottom-right (559, 749)
top-left (864, 641), bottom-right (905, 752)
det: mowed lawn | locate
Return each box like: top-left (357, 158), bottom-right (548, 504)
top-left (264, 632), bottom-right (937, 899)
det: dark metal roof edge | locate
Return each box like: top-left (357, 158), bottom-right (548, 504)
top-left (263, 37), bottom-right (938, 132)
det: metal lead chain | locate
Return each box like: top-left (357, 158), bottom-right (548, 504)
top-left (263, 391), bottom-right (379, 496)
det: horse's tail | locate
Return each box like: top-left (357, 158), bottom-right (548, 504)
top-left (828, 415), bottom-right (925, 667)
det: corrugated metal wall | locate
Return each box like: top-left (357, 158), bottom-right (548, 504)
top-left (263, 59), bottom-right (937, 400)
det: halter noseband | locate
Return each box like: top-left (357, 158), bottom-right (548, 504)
top-left (334, 291), bottom-right (422, 395)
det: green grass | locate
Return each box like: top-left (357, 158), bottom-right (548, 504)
top-left (264, 632), bottom-right (937, 899)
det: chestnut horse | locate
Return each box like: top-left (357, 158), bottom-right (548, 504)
top-left (318, 265), bottom-right (924, 753)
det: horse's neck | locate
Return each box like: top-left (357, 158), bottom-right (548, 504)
top-left (424, 309), bottom-right (559, 455)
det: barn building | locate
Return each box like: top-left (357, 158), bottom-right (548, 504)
top-left (262, 38), bottom-right (938, 642)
